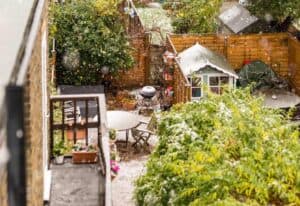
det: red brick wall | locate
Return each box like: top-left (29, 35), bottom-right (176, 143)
top-left (117, 0), bottom-right (150, 88)
top-left (117, 34), bottom-right (150, 88)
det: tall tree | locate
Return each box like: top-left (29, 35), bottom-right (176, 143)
top-left (247, 0), bottom-right (300, 31)
top-left (49, 0), bottom-right (133, 85)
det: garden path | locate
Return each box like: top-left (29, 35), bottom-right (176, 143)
top-left (111, 113), bottom-right (157, 206)
top-left (111, 156), bottom-right (148, 206)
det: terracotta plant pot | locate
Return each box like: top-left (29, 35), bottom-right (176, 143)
top-left (122, 101), bottom-right (137, 110)
top-left (72, 151), bottom-right (98, 164)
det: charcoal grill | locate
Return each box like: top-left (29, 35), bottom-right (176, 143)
top-left (138, 86), bottom-right (157, 113)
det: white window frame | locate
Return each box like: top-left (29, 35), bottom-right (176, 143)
top-left (188, 75), bottom-right (203, 101)
top-left (188, 73), bottom-right (234, 100)
top-left (208, 74), bottom-right (231, 95)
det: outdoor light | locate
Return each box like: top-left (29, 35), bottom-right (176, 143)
top-left (62, 49), bottom-right (80, 70)
top-left (101, 66), bottom-right (109, 75)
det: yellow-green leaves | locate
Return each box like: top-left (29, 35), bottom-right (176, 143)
top-left (135, 88), bottom-right (300, 205)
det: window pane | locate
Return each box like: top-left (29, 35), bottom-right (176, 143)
top-left (210, 87), bottom-right (219, 94)
top-left (192, 77), bottom-right (201, 87)
top-left (220, 76), bottom-right (229, 85)
top-left (192, 88), bottom-right (201, 97)
top-left (209, 76), bottom-right (219, 86)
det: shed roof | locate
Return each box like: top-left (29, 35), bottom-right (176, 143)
top-left (177, 43), bottom-right (238, 78)
top-left (218, 4), bottom-right (258, 33)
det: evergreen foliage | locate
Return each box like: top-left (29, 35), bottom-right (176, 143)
top-left (49, 0), bottom-right (133, 85)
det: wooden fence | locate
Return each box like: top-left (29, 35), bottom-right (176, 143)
top-left (166, 33), bottom-right (300, 103)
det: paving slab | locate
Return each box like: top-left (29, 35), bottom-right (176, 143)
top-left (50, 160), bottom-right (104, 206)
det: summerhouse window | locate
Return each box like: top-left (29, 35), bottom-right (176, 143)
top-left (188, 76), bottom-right (202, 100)
top-left (209, 76), bottom-right (229, 94)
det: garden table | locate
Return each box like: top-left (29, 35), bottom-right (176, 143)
top-left (107, 110), bottom-right (140, 146)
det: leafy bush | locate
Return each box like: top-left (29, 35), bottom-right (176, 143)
top-left (163, 0), bottom-right (223, 34)
top-left (135, 88), bottom-right (300, 205)
top-left (49, 0), bottom-right (134, 85)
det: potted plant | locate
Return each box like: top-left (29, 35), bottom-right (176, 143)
top-left (122, 97), bottom-right (137, 110)
top-left (109, 129), bottom-right (117, 144)
top-left (53, 139), bottom-right (66, 164)
top-left (110, 160), bottom-right (120, 180)
top-left (72, 142), bottom-right (98, 164)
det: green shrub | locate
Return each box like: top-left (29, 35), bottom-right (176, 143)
top-left (135, 88), bottom-right (300, 205)
top-left (49, 0), bottom-right (134, 85)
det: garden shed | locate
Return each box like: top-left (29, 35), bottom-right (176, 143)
top-left (176, 43), bottom-right (238, 100)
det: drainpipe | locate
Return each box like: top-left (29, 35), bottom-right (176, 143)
top-left (6, 85), bottom-right (26, 206)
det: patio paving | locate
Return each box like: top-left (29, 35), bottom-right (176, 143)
top-left (111, 113), bottom-right (157, 206)
top-left (49, 160), bottom-right (104, 206)
top-left (111, 156), bottom-right (148, 206)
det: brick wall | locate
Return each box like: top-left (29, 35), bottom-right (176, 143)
top-left (0, 171), bottom-right (7, 205)
top-left (0, 1), bottom-right (48, 205)
top-left (117, 34), bottom-right (150, 88)
top-left (117, 0), bottom-right (151, 88)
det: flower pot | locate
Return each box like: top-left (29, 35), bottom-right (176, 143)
top-left (122, 101), bottom-right (137, 110)
top-left (55, 155), bottom-right (64, 164)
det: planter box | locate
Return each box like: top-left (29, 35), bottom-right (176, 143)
top-left (72, 151), bottom-right (98, 164)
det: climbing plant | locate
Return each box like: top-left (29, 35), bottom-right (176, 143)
top-left (135, 88), bottom-right (300, 205)
top-left (163, 0), bottom-right (223, 34)
top-left (49, 0), bottom-right (133, 85)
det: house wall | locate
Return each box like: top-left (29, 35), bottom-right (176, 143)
top-left (0, 1), bottom-right (48, 205)
top-left (167, 33), bottom-right (300, 103)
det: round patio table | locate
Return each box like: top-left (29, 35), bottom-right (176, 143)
top-left (107, 110), bottom-right (140, 145)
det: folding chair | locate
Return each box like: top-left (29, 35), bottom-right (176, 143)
top-left (131, 115), bottom-right (157, 148)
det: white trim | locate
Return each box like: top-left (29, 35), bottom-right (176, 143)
top-left (204, 62), bottom-right (239, 79)
top-left (188, 76), bottom-right (203, 100)
top-left (189, 73), bottom-right (234, 100)
top-left (207, 74), bottom-right (231, 95)
top-left (43, 169), bottom-right (52, 202)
